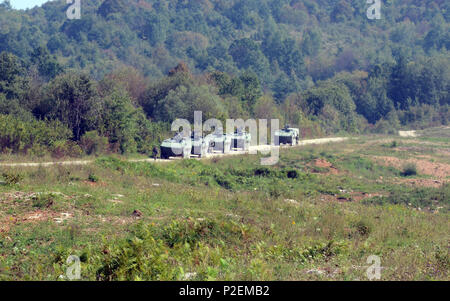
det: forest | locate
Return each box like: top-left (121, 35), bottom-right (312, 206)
top-left (0, 0), bottom-right (449, 157)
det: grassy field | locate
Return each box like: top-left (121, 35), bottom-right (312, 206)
top-left (0, 129), bottom-right (448, 280)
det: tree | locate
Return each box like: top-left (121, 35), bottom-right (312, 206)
top-left (0, 0), bottom-right (11, 10)
top-left (98, 0), bottom-right (127, 18)
top-left (331, 0), bottom-right (354, 23)
top-left (0, 52), bottom-right (27, 100)
top-left (301, 29), bottom-right (321, 57)
top-left (42, 73), bottom-right (97, 140)
top-left (253, 95), bottom-right (280, 120)
top-left (272, 73), bottom-right (299, 103)
top-left (229, 38), bottom-right (270, 79)
top-left (98, 89), bottom-right (141, 154)
top-left (239, 71), bottom-right (262, 112)
top-left (30, 46), bottom-right (63, 80)
top-left (139, 70), bottom-right (192, 119)
top-left (142, 12), bottom-right (169, 46)
top-left (154, 84), bottom-right (226, 123)
top-left (101, 67), bottom-right (147, 103)
top-left (303, 81), bottom-right (357, 131)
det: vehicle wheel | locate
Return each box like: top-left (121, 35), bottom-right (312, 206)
top-left (199, 146), bottom-right (206, 158)
top-left (224, 143), bottom-right (230, 154)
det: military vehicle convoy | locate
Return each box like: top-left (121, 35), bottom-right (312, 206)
top-left (274, 125), bottom-right (300, 146)
top-left (159, 125), bottom-right (300, 160)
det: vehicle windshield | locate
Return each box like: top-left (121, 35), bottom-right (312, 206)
top-left (172, 133), bottom-right (184, 142)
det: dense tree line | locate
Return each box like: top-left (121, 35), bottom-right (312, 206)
top-left (0, 0), bottom-right (448, 157)
top-left (1, 0), bottom-right (449, 97)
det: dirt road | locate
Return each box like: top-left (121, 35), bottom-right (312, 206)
top-left (0, 137), bottom-right (349, 168)
top-left (399, 130), bottom-right (418, 137)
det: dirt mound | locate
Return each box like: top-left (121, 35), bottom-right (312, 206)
top-left (372, 156), bottom-right (450, 179)
top-left (397, 178), bottom-right (447, 188)
top-left (313, 159), bottom-right (339, 175)
top-left (0, 210), bottom-right (73, 234)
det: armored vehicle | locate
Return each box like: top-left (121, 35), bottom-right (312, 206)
top-left (230, 129), bottom-right (251, 151)
top-left (207, 130), bottom-right (232, 154)
top-left (190, 132), bottom-right (209, 158)
top-left (274, 125), bottom-right (300, 146)
top-left (160, 133), bottom-right (192, 159)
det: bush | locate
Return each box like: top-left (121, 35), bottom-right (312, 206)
top-left (32, 193), bottom-right (55, 208)
top-left (96, 233), bottom-right (181, 281)
top-left (401, 163), bottom-right (417, 176)
top-left (80, 131), bottom-right (109, 155)
top-left (2, 172), bottom-right (23, 185)
top-left (354, 220), bottom-right (372, 237)
top-left (51, 140), bottom-right (83, 159)
top-left (88, 174), bottom-right (99, 183)
top-left (285, 169), bottom-right (299, 179)
top-left (0, 114), bottom-right (72, 154)
top-left (363, 184), bottom-right (449, 211)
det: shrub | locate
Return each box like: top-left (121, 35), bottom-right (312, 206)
top-left (80, 131), bottom-right (109, 155)
top-left (363, 184), bottom-right (449, 211)
top-left (51, 140), bottom-right (83, 159)
top-left (29, 144), bottom-right (48, 157)
top-left (0, 114), bottom-right (72, 154)
top-left (253, 167), bottom-right (276, 177)
top-left (88, 174), bottom-right (99, 183)
top-left (2, 172), bottom-right (23, 185)
top-left (160, 219), bottom-right (218, 248)
top-left (96, 234), bottom-right (181, 281)
top-left (214, 174), bottom-right (234, 190)
top-left (354, 220), bottom-right (372, 237)
top-left (401, 163), bottom-right (417, 176)
top-left (285, 169), bottom-right (299, 179)
top-left (32, 193), bottom-right (55, 208)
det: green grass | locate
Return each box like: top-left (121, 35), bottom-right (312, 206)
top-left (0, 135), bottom-right (448, 280)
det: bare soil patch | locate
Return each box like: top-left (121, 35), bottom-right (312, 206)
top-left (396, 178), bottom-right (447, 188)
top-left (320, 192), bottom-right (384, 203)
top-left (372, 156), bottom-right (450, 179)
top-left (311, 159), bottom-right (340, 175)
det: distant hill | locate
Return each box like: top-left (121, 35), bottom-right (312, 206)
top-left (0, 0), bottom-right (448, 92)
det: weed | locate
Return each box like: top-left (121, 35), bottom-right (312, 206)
top-left (353, 220), bottom-right (372, 237)
top-left (88, 174), bottom-right (99, 183)
top-left (2, 172), bottom-right (23, 185)
top-left (32, 193), bottom-right (55, 208)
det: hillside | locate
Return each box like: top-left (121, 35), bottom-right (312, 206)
top-left (1, 1), bottom-right (449, 85)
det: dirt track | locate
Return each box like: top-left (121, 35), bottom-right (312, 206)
top-left (0, 137), bottom-right (349, 168)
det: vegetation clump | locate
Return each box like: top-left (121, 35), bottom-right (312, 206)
top-left (2, 172), bottom-right (23, 186)
top-left (401, 163), bottom-right (418, 177)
